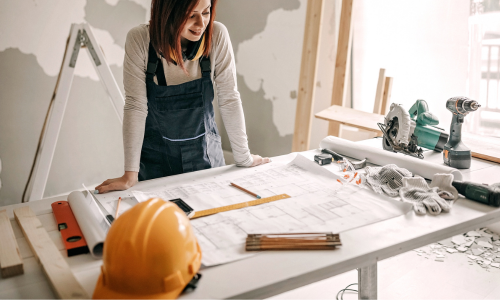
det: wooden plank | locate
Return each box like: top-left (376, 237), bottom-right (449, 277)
top-left (373, 68), bottom-right (386, 114)
top-left (380, 76), bottom-right (393, 115)
top-left (316, 105), bottom-right (384, 133)
top-left (0, 210), bottom-right (23, 278)
top-left (472, 151), bottom-right (500, 164)
top-left (328, 0), bottom-right (354, 137)
top-left (292, 0), bottom-right (324, 152)
top-left (14, 206), bottom-right (88, 299)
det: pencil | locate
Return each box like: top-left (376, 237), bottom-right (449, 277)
top-left (230, 182), bottom-right (261, 199)
top-left (115, 197), bottom-right (122, 219)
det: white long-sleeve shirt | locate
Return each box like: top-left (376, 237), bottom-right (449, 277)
top-left (123, 21), bottom-right (253, 172)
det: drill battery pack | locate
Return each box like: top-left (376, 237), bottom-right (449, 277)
top-left (443, 148), bottom-right (472, 169)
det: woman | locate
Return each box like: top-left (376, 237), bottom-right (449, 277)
top-left (96, 0), bottom-right (269, 194)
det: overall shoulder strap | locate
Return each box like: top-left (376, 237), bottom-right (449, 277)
top-left (199, 56), bottom-right (211, 78)
top-left (146, 42), bottom-right (167, 85)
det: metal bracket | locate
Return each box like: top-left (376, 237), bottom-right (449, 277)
top-left (69, 29), bottom-right (101, 68)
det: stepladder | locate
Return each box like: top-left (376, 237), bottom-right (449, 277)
top-left (23, 23), bottom-right (124, 202)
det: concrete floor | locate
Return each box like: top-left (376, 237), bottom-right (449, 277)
top-left (269, 236), bottom-right (500, 299)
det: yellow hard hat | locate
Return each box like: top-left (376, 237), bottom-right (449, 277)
top-left (93, 198), bottom-right (202, 299)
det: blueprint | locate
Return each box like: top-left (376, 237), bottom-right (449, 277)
top-left (132, 154), bottom-right (412, 266)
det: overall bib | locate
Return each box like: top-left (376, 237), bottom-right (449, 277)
top-left (138, 42), bottom-right (225, 181)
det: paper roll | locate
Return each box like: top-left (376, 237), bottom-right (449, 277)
top-left (319, 136), bottom-right (462, 181)
top-left (68, 191), bottom-right (109, 258)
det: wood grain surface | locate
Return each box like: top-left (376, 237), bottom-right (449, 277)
top-left (292, 0), bottom-right (324, 151)
top-left (14, 206), bottom-right (88, 299)
top-left (0, 210), bottom-right (23, 278)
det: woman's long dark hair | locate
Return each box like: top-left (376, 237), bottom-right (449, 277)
top-left (149, 0), bottom-right (218, 72)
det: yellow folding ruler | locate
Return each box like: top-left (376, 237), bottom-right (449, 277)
top-left (191, 194), bottom-right (291, 219)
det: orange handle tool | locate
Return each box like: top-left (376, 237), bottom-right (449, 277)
top-left (51, 201), bottom-right (89, 257)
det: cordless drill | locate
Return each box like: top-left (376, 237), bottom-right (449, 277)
top-left (443, 97), bottom-right (481, 169)
top-left (453, 181), bottom-right (500, 207)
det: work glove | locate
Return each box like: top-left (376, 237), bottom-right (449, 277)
top-left (399, 174), bottom-right (458, 215)
top-left (363, 164), bottom-right (412, 197)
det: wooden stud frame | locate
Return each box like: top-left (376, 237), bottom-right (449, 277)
top-left (292, 0), bottom-right (325, 152)
top-left (327, 0), bottom-right (354, 137)
top-left (373, 68), bottom-right (386, 114)
top-left (380, 76), bottom-right (394, 115)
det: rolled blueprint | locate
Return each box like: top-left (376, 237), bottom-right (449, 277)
top-left (68, 191), bottom-right (109, 258)
top-left (319, 136), bottom-right (463, 181)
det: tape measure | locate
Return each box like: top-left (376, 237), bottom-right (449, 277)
top-left (191, 194), bottom-right (291, 219)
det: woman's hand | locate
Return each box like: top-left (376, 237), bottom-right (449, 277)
top-left (251, 154), bottom-right (271, 167)
top-left (95, 171), bottom-right (138, 194)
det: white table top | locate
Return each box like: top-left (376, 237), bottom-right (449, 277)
top-left (1, 138), bottom-right (499, 299)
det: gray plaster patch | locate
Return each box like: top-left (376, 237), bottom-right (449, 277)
top-left (85, 0), bottom-right (146, 47)
top-left (216, 1), bottom-right (299, 156)
top-left (218, 74), bottom-right (293, 158)
top-left (216, 0), bottom-right (300, 53)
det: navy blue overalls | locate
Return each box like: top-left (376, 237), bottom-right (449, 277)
top-left (138, 42), bottom-right (225, 181)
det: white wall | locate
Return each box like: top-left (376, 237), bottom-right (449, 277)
top-left (352, 0), bottom-right (470, 129)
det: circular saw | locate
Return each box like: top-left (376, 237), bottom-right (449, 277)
top-left (378, 100), bottom-right (449, 159)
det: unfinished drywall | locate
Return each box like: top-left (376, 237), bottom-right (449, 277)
top-left (0, 0), bottom-right (341, 205)
top-left (215, 0), bottom-right (302, 157)
top-left (0, 0), bottom-right (148, 206)
top-left (215, 0), bottom-right (340, 156)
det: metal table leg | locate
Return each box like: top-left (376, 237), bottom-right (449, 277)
top-left (358, 263), bottom-right (377, 299)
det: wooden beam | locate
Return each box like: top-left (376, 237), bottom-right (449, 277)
top-left (292, 0), bottom-right (325, 152)
top-left (0, 210), bottom-right (23, 278)
top-left (380, 76), bottom-right (393, 115)
top-left (328, 0), bottom-right (354, 137)
top-left (14, 206), bottom-right (88, 299)
top-left (373, 68), bottom-right (386, 114)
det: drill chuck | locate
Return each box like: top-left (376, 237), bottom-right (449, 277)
top-left (452, 181), bottom-right (500, 207)
top-left (446, 97), bottom-right (481, 115)
top-left (467, 101), bottom-right (480, 111)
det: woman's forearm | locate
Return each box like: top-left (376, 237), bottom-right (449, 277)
top-left (123, 108), bottom-right (146, 172)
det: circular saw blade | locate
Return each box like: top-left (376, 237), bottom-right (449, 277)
top-left (385, 104), bottom-right (412, 145)
top-left (382, 118), bottom-right (399, 151)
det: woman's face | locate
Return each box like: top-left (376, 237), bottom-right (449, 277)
top-left (181, 0), bottom-right (211, 44)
